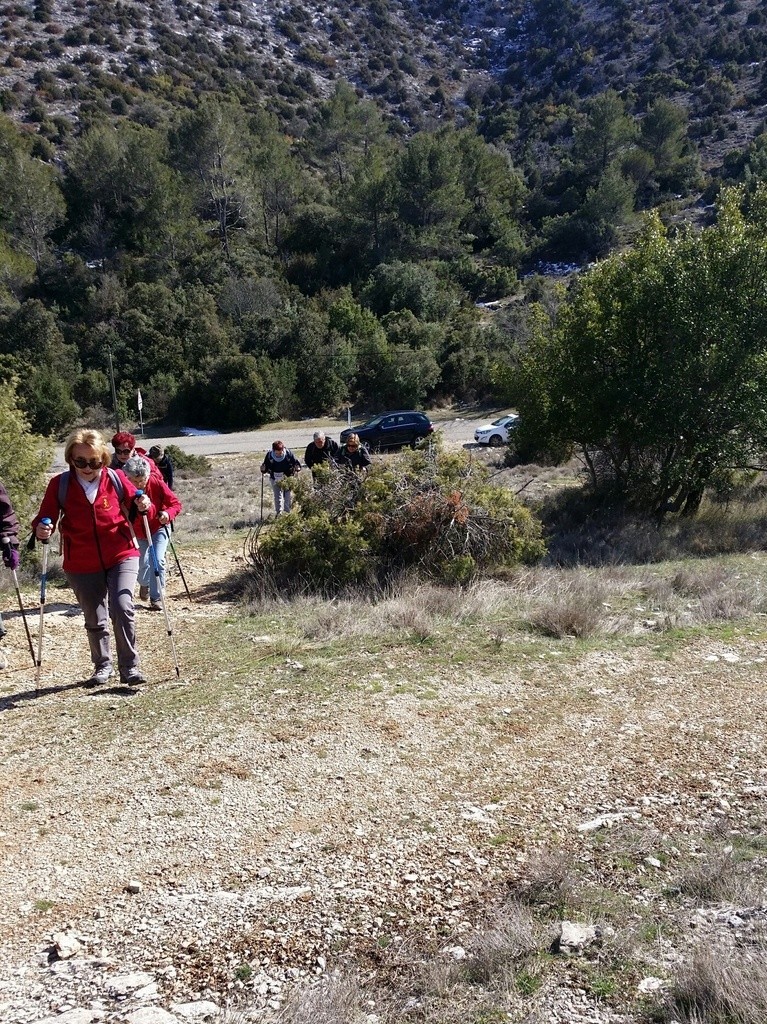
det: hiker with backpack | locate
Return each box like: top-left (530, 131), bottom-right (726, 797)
top-left (260, 440), bottom-right (301, 516)
top-left (303, 431), bottom-right (340, 483)
top-left (111, 431), bottom-right (163, 483)
top-left (123, 455), bottom-right (182, 610)
top-left (32, 428), bottom-right (151, 687)
top-left (148, 444), bottom-right (174, 488)
top-left (0, 478), bottom-right (20, 668)
top-left (337, 433), bottom-right (371, 473)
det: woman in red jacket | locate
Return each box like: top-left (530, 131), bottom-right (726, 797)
top-left (123, 455), bottom-right (183, 610)
top-left (33, 428), bottom-right (151, 687)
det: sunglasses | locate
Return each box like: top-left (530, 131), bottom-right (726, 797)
top-left (347, 443), bottom-right (359, 449)
top-left (72, 458), bottom-right (102, 470)
top-left (114, 447), bottom-right (132, 455)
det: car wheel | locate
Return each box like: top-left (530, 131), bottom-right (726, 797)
top-left (488, 433), bottom-right (504, 447)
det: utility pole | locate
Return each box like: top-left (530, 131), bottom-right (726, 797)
top-left (107, 344), bottom-right (120, 433)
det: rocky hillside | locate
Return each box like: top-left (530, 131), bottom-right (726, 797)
top-left (1, 0), bottom-right (765, 172)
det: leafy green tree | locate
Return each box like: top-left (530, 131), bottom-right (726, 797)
top-left (170, 99), bottom-right (254, 259)
top-left (0, 376), bottom-right (53, 522)
top-left (66, 122), bottom-right (201, 271)
top-left (173, 353), bottom-right (294, 429)
top-left (392, 131), bottom-right (470, 257)
top-left (454, 129), bottom-right (527, 261)
top-left (338, 140), bottom-right (398, 259)
top-left (306, 80), bottom-right (388, 186)
top-left (578, 165), bottom-right (636, 257)
top-left (572, 90), bottom-right (637, 176)
top-left (638, 98), bottom-right (694, 190)
top-left (361, 260), bottom-right (456, 320)
top-left (0, 300), bottom-right (80, 434)
top-left (510, 186), bottom-right (767, 517)
top-left (0, 115), bottom-right (64, 271)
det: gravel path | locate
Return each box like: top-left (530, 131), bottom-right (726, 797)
top-left (1, 463), bottom-right (765, 1024)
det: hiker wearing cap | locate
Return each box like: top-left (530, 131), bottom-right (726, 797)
top-left (148, 444), bottom-right (174, 489)
top-left (260, 441), bottom-right (301, 516)
top-left (110, 431), bottom-right (163, 482)
top-left (303, 431), bottom-right (340, 482)
top-left (123, 456), bottom-right (182, 610)
top-left (0, 478), bottom-right (20, 667)
top-left (337, 433), bottom-right (371, 472)
top-left (32, 428), bottom-right (151, 687)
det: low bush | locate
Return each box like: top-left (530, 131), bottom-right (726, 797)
top-left (164, 443), bottom-right (211, 476)
top-left (246, 443), bottom-right (545, 597)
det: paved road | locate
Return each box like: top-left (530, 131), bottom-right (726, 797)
top-left (53, 410), bottom-right (506, 469)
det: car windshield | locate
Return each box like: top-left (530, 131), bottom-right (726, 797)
top-left (492, 415), bottom-right (513, 426)
top-left (360, 416), bottom-right (383, 428)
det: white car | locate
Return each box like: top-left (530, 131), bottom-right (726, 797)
top-left (474, 414), bottom-right (519, 446)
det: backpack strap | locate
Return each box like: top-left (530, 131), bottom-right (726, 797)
top-left (57, 467), bottom-right (125, 507)
top-left (106, 467), bottom-right (125, 502)
top-left (58, 467), bottom-right (136, 543)
top-left (57, 470), bottom-right (70, 509)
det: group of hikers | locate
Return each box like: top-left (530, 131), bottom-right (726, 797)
top-left (0, 425), bottom-right (372, 683)
top-left (262, 431), bottom-right (371, 515)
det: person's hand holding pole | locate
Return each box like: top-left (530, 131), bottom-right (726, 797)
top-left (1, 537), bottom-right (19, 571)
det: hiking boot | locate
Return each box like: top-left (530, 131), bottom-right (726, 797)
top-left (149, 600), bottom-right (163, 611)
top-left (121, 668), bottom-right (147, 686)
top-left (86, 665), bottom-right (114, 687)
top-left (138, 585), bottom-right (149, 601)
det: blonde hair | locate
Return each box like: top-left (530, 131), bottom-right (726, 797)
top-left (345, 433), bottom-right (360, 447)
top-left (64, 428), bottom-right (111, 468)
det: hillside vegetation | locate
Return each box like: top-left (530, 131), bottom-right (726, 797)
top-left (0, 0), bottom-right (765, 438)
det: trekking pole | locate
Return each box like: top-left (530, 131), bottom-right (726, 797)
top-left (36, 518), bottom-right (51, 688)
top-left (136, 497), bottom-right (180, 678)
top-left (1, 537), bottom-right (36, 667)
top-left (167, 528), bottom-right (193, 602)
top-left (260, 472), bottom-right (265, 522)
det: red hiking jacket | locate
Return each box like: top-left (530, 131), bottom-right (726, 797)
top-left (133, 475), bottom-right (183, 536)
top-left (33, 468), bottom-right (140, 573)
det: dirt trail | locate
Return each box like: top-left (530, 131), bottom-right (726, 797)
top-left (2, 475), bottom-right (767, 1022)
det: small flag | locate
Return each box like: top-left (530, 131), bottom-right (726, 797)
top-left (137, 389), bottom-right (143, 411)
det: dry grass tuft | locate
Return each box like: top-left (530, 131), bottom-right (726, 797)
top-left (381, 598), bottom-right (436, 641)
top-left (508, 847), bottom-right (576, 912)
top-left (674, 848), bottom-right (763, 906)
top-left (464, 902), bottom-right (542, 984)
top-left (525, 573), bottom-right (611, 638)
top-left (273, 972), bottom-right (366, 1023)
top-left (659, 943), bottom-right (767, 1023)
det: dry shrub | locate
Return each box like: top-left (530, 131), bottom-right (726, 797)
top-left (381, 596), bottom-right (436, 641)
top-left (508, 847), bottom-right (576, 912)
top-left (660, 943), bottom-right (767, 1023)
top-left (292, 598), bottom-right (373, 640)
top-left (392, 579), bottom-right (510, 622)
top-left (674, 848), bottom-right (763, 906)
top-left (245, 447), bottom-right (545, 598)
top-left (465, 902), bottom-right (542, 984)
top-left (526, 574), bottom-right (610, 638)
top-left (274, 972), bottom-right (366, 1024)
top-left (667, 565), bottom-right (733, 598)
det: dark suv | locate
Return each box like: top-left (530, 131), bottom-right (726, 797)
top-left (340, 411), bottom-right (434, 450)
